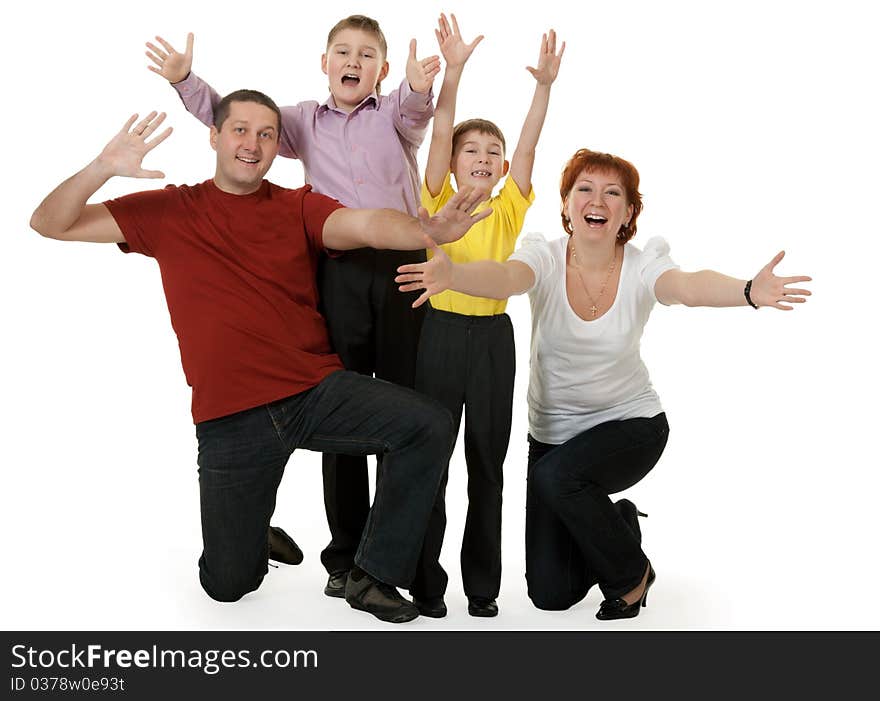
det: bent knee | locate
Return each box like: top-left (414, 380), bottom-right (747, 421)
top-left (529, 462), bottom-right (566, 502)
top-left (528, 589), bottom-right (577, 611)
top-left (419, 401), bottom-right (456, 452)
top-left (526, 573), bottom-right (584, 611)
top-left (200, 570), bottom-right (263, 603)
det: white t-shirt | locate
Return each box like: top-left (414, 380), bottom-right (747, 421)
top-left (509, 233), bottom-right (679, 444)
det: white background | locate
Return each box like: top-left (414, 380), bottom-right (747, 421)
top-left (2, 0), bottom-right (877, 630)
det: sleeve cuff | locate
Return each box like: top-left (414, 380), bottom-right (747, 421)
top-left (399, 78), bottom-right (434, 112)
top-left (172, 71), bottom-right (200, 96)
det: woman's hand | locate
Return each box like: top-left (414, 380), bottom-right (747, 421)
top-left (396, 236), bottom-right (453, 308)
top-left (750, 251), bottom-right (812, 310)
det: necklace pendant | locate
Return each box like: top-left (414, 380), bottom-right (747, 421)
top-left (590, 304), bottom-right (598, 317)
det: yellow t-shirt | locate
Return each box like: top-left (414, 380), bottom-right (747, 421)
top-left (422, 172), bottom-right (534, 315)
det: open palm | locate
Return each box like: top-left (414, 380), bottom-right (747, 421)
top-left (145, 33), bottom-right (194, 84)
top-left (527, 30), bottom-right (565, 85)
top-left (435, 13), bottom-right (483, 69)
top-left (97, 112), bottom-right (172, 179)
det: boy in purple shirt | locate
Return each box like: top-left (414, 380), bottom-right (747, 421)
top-left (146, 16), bottom-right (440, 597)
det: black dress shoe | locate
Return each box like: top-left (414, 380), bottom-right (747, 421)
top-left (467, 597), bottom-right (499, 617)
top-left (268, 526), bottom-right (303, 565)
top-left (344, 572), bottom-right (419, 623)
top-left (615, 499), bottom-right (648, 544)
top-left (413, 596), bottom-right (447, 618)
top-left (324, 570), bottom-right (349, 598)
top-left (596, 564), bottom-right (656, 621)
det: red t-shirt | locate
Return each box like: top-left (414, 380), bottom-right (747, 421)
top-left (105, 179), bottom-right (345, 423)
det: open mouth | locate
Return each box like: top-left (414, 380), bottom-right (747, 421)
top-left (236, 155), bottom-right (260, 166)
top-left (341, 73), bottom-right (361, 85)
top-left (584, 214), bottom-right (608, 227)
top-left (470, 170), bottom-right (492, 178)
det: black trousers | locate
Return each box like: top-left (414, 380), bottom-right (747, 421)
top-left (409, 308), bottom-right (516, 600)
top-left (318, 248), bottom-right (426, 576)
top-left (196, 371), bottom-right (453, 599)
top-left (526, 414), bottom-right (669, 610)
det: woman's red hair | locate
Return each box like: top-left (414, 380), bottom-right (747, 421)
top-left (559, 149), bottom-right (643, 243)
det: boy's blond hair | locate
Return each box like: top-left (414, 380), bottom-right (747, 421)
top-left (451, 118), bottom-right (507, 156)
top-left (327, 15), bottom-right (388, 93)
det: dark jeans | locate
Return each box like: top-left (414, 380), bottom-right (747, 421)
top-left (318, 248), bottom-right (426, 576)
top-left (526, 413), bottom-right (669, 609)
top-left (195, 370), bottom-right (452, 602)
top-left (410, 308), bottom-right (515, 601)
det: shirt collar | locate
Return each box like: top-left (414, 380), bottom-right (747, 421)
top-left (318, 91), bottom-right (379, 115)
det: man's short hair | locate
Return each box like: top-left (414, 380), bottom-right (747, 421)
top-left (214, 90), bottom-right (282, 135)
top-left (452, 119), bottom-right (507, 156)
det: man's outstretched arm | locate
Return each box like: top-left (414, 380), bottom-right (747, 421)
top-left (30, 112), bottom-right (172, 243)
top-left (322, 186), bottom-right (492, 252)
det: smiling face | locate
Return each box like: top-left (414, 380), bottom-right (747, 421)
top-left (564, 169), bottom-right (634, 243)
top-left (209, 101), bottom-right (280, 195)
top-left (451, 129), bottom-right (509, 193)
top-left (322, 27), bottom-right (389, 112)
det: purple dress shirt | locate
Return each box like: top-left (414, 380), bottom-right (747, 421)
top-left (173, 72), bottom-right (433, 216)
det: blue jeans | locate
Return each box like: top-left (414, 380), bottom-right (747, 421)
top-left (526, 414), bottom-right (669, 608)
top-left (195, 370), bottom-right (454, 601)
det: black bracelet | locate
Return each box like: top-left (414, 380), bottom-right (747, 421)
top-left (744, 279), bottom-right (759, 309)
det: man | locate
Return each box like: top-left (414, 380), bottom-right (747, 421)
top-left (29, 89), bottom-right (490, 624)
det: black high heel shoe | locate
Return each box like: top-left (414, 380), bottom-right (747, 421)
top-left (615, 499), bottom-right (648, 543)
top-left (595, 564), bottom-right (656, 621)
top-left (268, 526), bottom-right (304, 565)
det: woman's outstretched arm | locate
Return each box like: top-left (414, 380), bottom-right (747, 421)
top-left (654, 251), bottom-right (811, 310)
top-left (396, 235), bottom-right (535, 308)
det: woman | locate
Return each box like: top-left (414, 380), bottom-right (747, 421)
top-left (396, 148), bottom-right (812, 619)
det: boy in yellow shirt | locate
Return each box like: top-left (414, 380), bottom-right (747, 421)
top-left (408, 14), bottom-right (564, 618)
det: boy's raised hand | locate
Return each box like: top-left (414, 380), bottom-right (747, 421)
top-left (96, 112), bottom-right (172, 180)
top-left (407, 38), bottom-right (441, 94)
top-left (146, 33), bottom-right (194, 84)
top-left (435, 13), bottom-right (483, 69)
top-left (526, 29), bottom-right (565, 85)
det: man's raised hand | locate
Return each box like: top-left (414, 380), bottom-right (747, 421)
top-left (417, 186), bottom-right (491, 244)
top-left (96, 112), bottom-right (172, 180)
